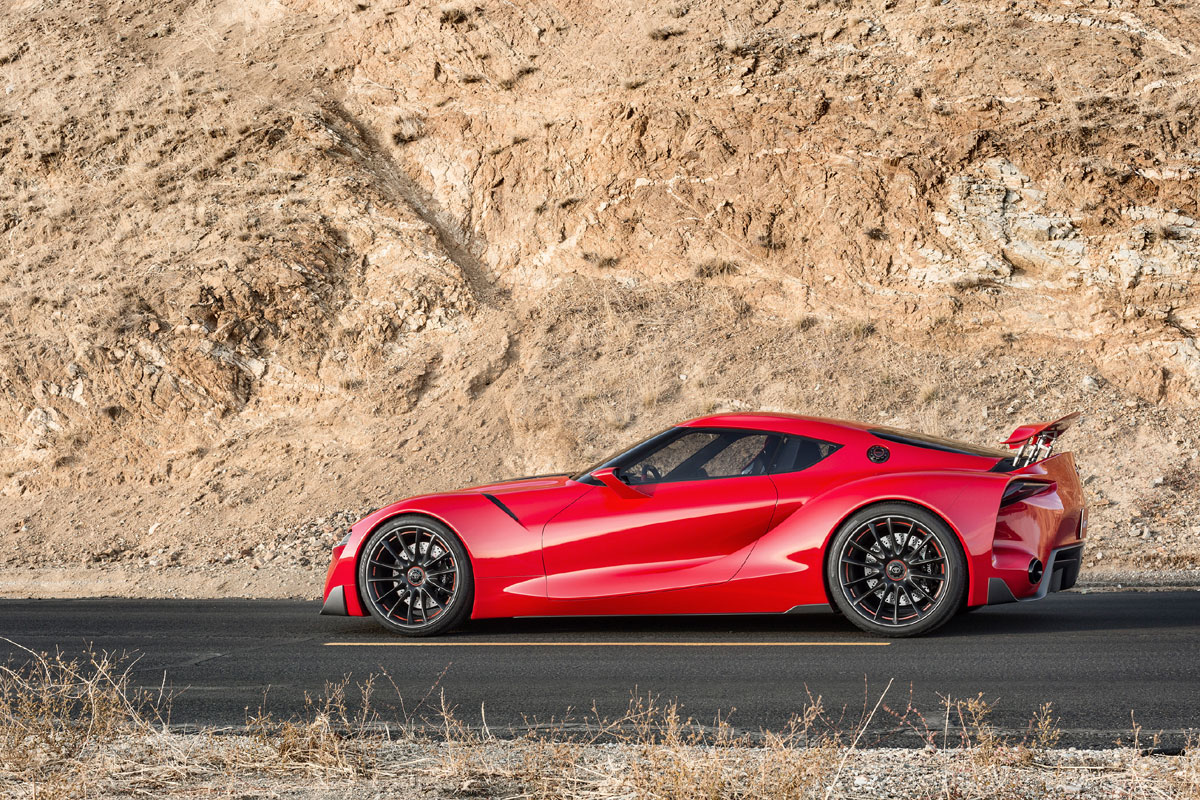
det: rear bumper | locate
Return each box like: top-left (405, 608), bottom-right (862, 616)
top-left (987, 543), bottom-right (1084, 605)
top-left (976, 451), bottom-right (1086, 606)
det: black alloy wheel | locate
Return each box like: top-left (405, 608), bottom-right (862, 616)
top-left (826, 502), bottom-right (966, 637)
top-left (357, 515), bottom-right (473, 636)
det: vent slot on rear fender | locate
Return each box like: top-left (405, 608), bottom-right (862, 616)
top-left (1000, 480), bottom-right (1057, 508)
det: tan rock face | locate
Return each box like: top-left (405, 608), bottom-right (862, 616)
top-left (0, 0), bottom-right (1198, 590)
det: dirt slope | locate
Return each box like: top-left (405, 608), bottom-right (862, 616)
top-left (1, 0), bottom-right (1198, 597)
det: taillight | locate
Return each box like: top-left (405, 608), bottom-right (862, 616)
top-left (1000, 480), bottom-right (1057, 507)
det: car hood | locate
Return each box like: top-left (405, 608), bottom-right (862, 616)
top-left (453, 473), bottom-right (576, 495)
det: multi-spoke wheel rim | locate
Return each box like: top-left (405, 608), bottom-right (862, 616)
top-left (837, 515), bottom-right (948, 628)
top-left (364, 524), bottom-right (460, 629)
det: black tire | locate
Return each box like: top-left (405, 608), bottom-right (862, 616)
top-left (357, 514), bottom-right (474, 636)
top-left (826, 502), bottom-right (967, 638)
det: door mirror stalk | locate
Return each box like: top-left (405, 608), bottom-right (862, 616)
top-left (590, 467), bottom-right (649, 499)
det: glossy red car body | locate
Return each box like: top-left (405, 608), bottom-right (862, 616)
top-left (321, 412), bottom-right (1086, 621)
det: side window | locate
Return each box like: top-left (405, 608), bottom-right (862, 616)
top-left (619, 430), bottom-right (780, 484)
top-left (770, 435), bottom-right (841, 474)
top-left (703, 434), bottom-right (774, 478)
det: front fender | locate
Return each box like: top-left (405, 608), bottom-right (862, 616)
top-left (322, 494), bottom-right (545, 617)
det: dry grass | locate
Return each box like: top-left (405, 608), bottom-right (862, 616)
top-left (694, 258), bottom-right (739, 279)
top-left (1, 648), bottom-right (1198, 798)
top-left (391, 114), bottom-right (425, 144)
top-left (0, 641), bottom-right (163, 789)
top-left (648, 26), bottom-right (684, 41)
top-left (437, 3), bottom-right (472, 24)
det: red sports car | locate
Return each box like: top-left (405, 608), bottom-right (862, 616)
top-left (320, 412), bottom-right (1086, 637)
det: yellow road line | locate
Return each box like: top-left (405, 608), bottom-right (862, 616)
top-left (324, 641), bottom-right (890, 647)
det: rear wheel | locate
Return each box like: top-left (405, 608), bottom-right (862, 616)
top-left (826, 503), bottom-right (966, 637)
top-left (358, 515), bottom-right (473, 636)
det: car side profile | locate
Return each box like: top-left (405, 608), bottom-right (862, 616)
top-left (320, 412), bottom-right (1086, 637)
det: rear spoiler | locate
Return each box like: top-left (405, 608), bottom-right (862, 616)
top-left (1002, 412), bottom-right (1080, 468)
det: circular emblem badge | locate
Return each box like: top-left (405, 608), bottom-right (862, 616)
top-left (867, 445), bottom-right (890, 464)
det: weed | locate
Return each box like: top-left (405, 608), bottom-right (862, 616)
top-left (648, 26), bottom-right (683, 41)
top-left (695, 258), bottom-right (738, 279)
top-left (438, 4), bottom-right (471, 24)
top-left (849, 320), bottom-right (877, 340)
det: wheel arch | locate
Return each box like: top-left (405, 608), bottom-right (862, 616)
top-left (352, 510), bottom-right (476, 619)
top-left (818, 497), bottom-right (971, 610)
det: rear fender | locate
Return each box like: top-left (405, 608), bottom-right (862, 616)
top-left (739, 471), bottom-right (1011, 607)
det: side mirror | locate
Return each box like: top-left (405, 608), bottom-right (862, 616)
top-left (591, 467), bottom-right (649, 499)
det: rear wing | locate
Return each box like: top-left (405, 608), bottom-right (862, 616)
top-left (1002, 412), bottom-right (1080, 468)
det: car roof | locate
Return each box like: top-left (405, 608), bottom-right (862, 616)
top-left (678, 412), bottom-right (873, 437)
top-left (679, 411), bottom-right (1009, 460)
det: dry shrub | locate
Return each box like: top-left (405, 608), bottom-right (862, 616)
top-left (1167, 735), bottom-right (1200, 799)
top-left (848, 320), bottom-right (877, 340)
top-left (441, 693), bottom-right (841, 800)
top-left (621, 699), bottom-right (838, 799)
top-left (392, 115), bottom-right (425, 144)
top-left (244, 675), bottom-right (385, 775)
top-left (1023, 701), bottom-right (1062, 753)
top-left (648, 25), bottom-right (683, 41)
top-left (0, 642), bottom-right (163, 793)
top-left (438, 3), bottom-right (472, 24)
top-left (0, 650), bottom-right (1190, 798)
top-left (795, 315), bottom-right (820, 331)
top-left (695, 258), bottom-right (739, 279)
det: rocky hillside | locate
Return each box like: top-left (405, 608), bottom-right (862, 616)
top-left (1, 0), bottom-right (1198, 597)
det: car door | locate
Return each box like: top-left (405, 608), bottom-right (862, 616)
top-left (541, 429), bottom-right (781, 600)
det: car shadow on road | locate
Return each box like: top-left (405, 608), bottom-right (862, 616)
top-left (317, 591), bottom-right (1200, 641)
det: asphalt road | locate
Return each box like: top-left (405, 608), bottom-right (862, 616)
top-left (2, 591), bottom-right (1198, 748)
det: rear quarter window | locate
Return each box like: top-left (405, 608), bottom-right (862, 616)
top-left (771, 435), bottom-right (842, 474)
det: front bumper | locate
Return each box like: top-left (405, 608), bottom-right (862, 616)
top-left (320, 534), bottom-right (360, 616)
top-left (320, 585), bottom-right (348, 616)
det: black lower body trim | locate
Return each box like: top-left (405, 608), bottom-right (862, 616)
top-left (320, 585), bottom-right (347, 616)
top-left (987, 543), bottom-right (1086, 606)
top-left (987, 578), bottom-right (1019, 605)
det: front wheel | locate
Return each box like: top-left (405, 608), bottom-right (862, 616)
top-left (826, 503), bottom-right (967, 637)
top-left (358, 515), bottom-right (474, 636)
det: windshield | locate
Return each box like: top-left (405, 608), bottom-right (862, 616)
top-left (572, 427), bottom-right (678, 483)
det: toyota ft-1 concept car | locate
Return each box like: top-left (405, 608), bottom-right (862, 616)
top-left (321, 412), bottom-right (1086, 637)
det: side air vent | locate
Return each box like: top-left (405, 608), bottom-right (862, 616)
top-left (483, 493), bottom-right (521, 523)
top-left (1000, 480), bottom-right (1057, 508)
